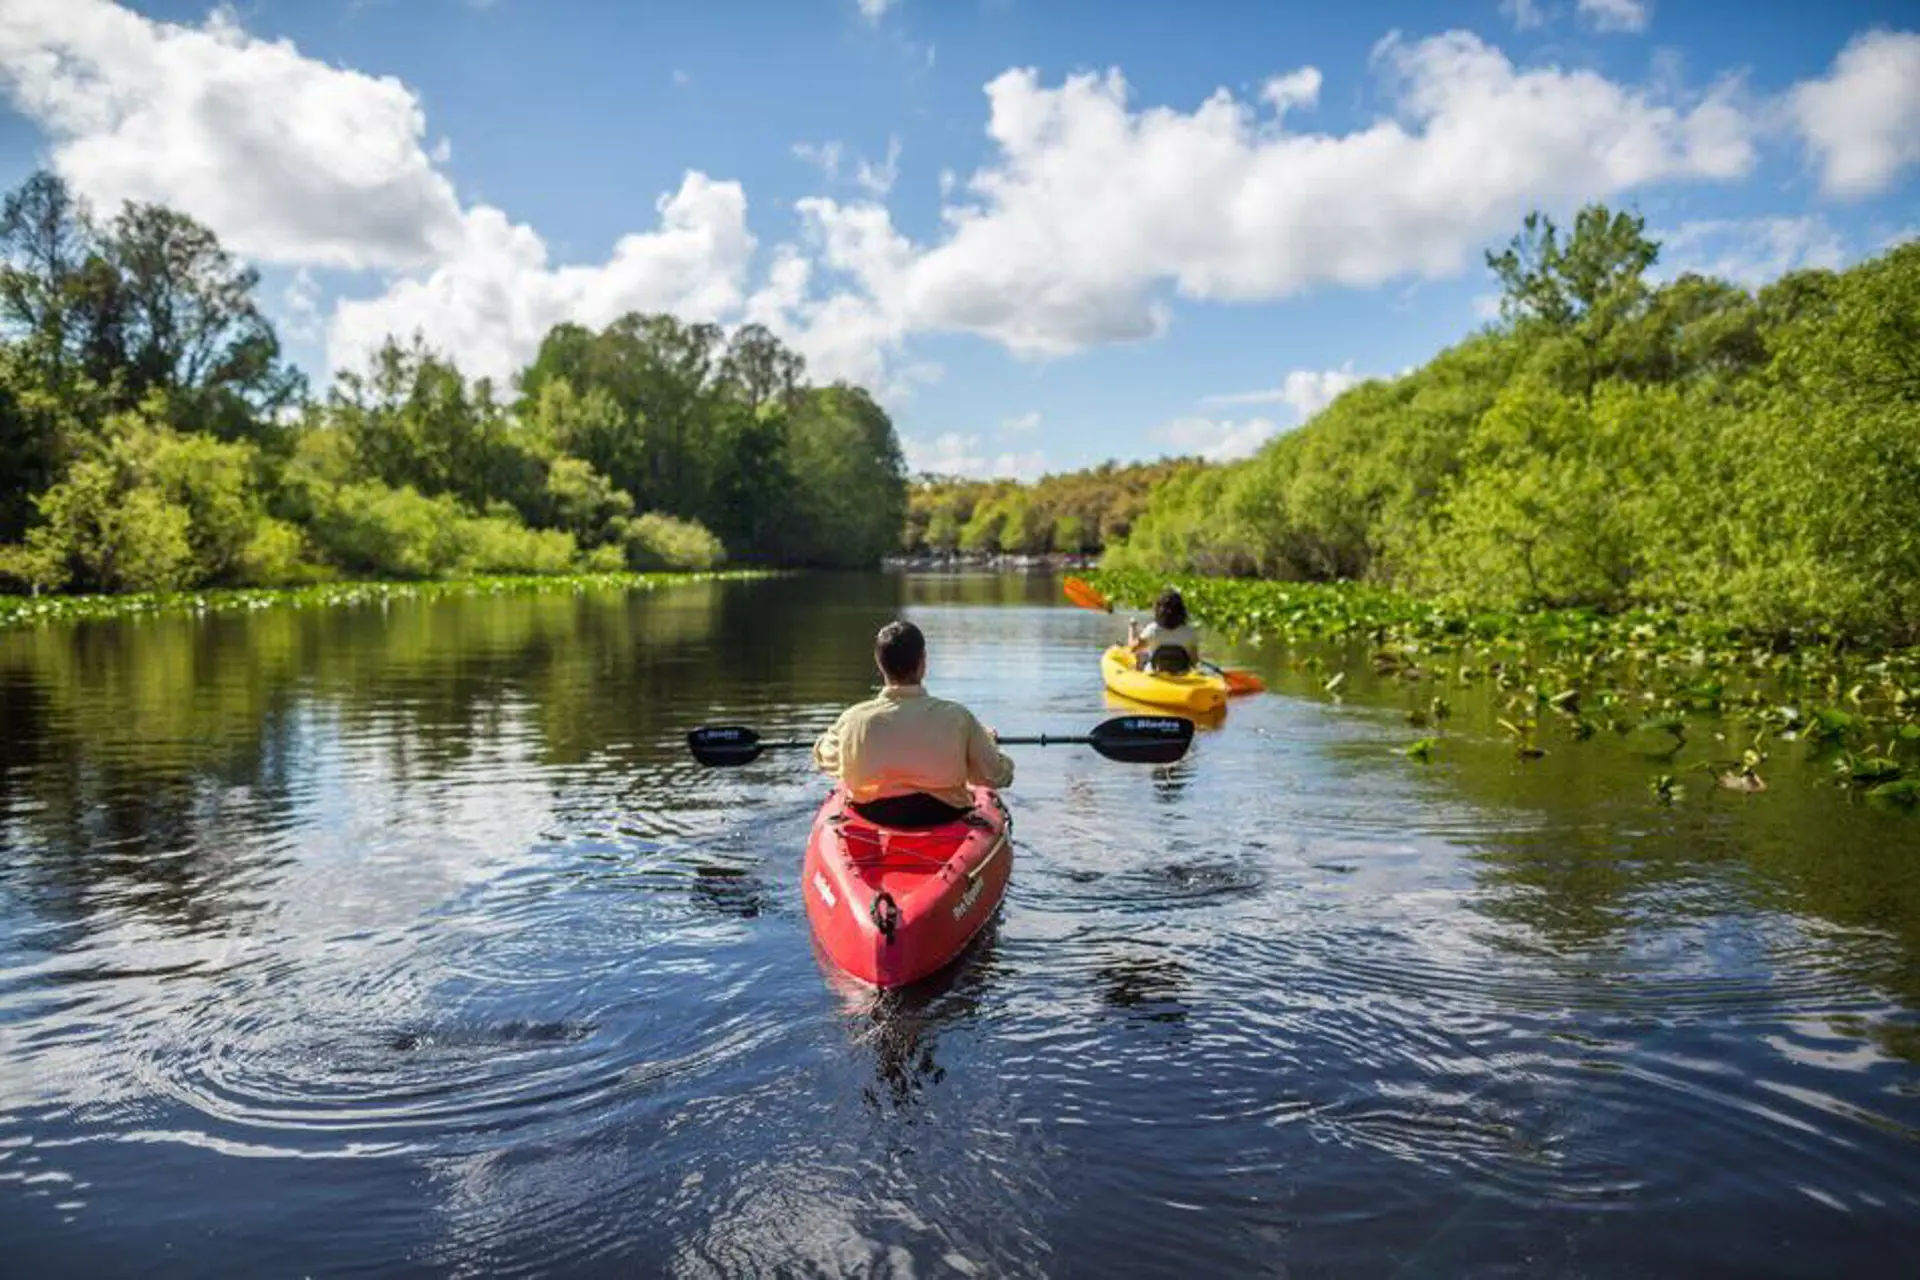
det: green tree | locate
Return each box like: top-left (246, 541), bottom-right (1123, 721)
top-left (542, 455), bottom-right (634, 549)
top-left (327, 337), bottom-right (537, 513)
top-left (785, 385), bottom-right (907, 567)
top-left (1488, 205), bottom-right (1659, 402)
top-left (717, 322), bottom-right (805, 412)
top-left (0, 171), bottom-right (99, 380)
top-left (705, 401), bottom-right (800, 563)
top-left (98, 200), bottom-right (305, 435)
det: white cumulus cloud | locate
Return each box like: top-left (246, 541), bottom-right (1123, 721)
top-left (1659, 216), bottom-right (1848, 287)
top-left (857, 0), bottom-right (894, 25)
top-left (0, 0), bottom-right (916, 394)
top-left (1788, 30), bottom-right (1920, 199)
top-left (1579, 0), bottom-right (1651, 34)
top-left (281, 268), bottom-right (325, 344)
top-left (328, 173), bottom-right (757, 384)
top-left (0, 0), bottom-right (463, 269)
top-left (793, 140), bottom-right (845, 179)
top-left (1202, 363), bottom-right (1367, 417)
top-left (1000, 410), bottom-right (1042, 433)
top-left (795, 136), bottom-right (902, 197)
top-left (1155, 416), bottom-right (1281, 462)
top-left (855, 136), bottom-right (903, 198)
top-left (902, 432), bottom-right (1047, 480)
top-left (1499, 0), bottom-right (1546, 32)
top-left (797, 32), bottom-right (1756, 358)
top-left (13, 0), bottom-right (1886, 423)
top-left (1260, 67), bottom-right (1322, 117)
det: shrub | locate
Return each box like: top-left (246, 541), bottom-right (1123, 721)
top-left (453, 514), bottom-right (577, 575)
top-left (580, 543), bottom-right (626, 573)
top-left (0, 540), bottom-right (68, 594)
top-left (147, 430), bottom-right (264, 584)
top-left (24, 460), bottom-right (196, 592)
top-left (623, 512), bottom-right (725, 571)
top-left (237, 518), bottom-right (318, 586)
top-left (307, 481), bottom-right (466, 579)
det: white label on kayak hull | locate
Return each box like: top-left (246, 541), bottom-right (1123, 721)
top-left (813, 872), bottom-right (837, 909)
top-left (951, 877), bottom-right (984, 920)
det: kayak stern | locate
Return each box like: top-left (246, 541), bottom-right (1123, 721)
top-left (1100, 645), bottom-right (1228, 714)
top-left (803, 786), bottom-right (1012, 989)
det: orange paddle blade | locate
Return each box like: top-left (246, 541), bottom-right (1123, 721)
top-left (1221, 668), bottom-right (1266, 695)
top-left (1062, 576), bottom-right (1111, 613)
top-left (1201, 660), bottom-right (1265, 695)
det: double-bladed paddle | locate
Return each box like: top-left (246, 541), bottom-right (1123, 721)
top-left (688, 714), bottom-right (1196, 768)
top-left (1063, 576), bottom-right (1266, 694)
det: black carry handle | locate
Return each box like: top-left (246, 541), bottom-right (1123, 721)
top-left (687, 714), bottom-right (1194, 768)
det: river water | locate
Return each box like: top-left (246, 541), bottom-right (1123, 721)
top-left (2, 573), bottom-right (1917, 1276)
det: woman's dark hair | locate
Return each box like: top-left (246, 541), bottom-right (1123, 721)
top-left (1153, 589), bottom-right (1188, 630)
top-left (875, 619), bottom-right (926, 681)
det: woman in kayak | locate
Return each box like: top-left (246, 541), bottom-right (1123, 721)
top-left (1128, 588), bottom-right (1201, 673)
top-left (812, 619), bottom-right (1015, 828)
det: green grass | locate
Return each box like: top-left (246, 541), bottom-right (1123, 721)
top-left (0, 569), bottom-right (776, 631)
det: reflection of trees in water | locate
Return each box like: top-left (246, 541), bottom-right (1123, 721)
top-left (0, 661), bottom-right (308, 934)
top-left (1448, 739), bottom-right (1920, 959)
top-left (1372, 685), bottom-right (1920, 1060)
top-left (897, 571), bottom-right (1063, 609)
top-left (688, 861), bottom-right (768, 920)
top-left (1094, 943), bottom-right (1189, 1026)
top-left (0, 579), bottom-right (811, 940)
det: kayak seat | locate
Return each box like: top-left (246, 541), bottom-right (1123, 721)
top-left (850, 792), bottom-right (973, 830)
top-left (1142, 644), bottom-right (1194, 675)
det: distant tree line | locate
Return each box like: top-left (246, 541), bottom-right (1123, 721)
top-left (0, 171), bottom-right (907, 595)
top-left (900, 458), bottom-right (1200, 557)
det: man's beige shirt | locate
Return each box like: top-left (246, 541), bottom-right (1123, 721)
top-left (812, 684), bottom-right (1015, 807)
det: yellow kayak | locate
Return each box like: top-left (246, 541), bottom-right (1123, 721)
top-left (1100, 645), bottom-right (1228, 715)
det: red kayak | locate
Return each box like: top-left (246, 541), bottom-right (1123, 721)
top-left (802, 786), bottom-right (1012, 988)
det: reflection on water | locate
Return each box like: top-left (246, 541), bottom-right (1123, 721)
top-left (2, 570), bottom-right (1918, 1274)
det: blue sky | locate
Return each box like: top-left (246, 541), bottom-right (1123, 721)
top-left (1, 0), bottom-right (1915, 478)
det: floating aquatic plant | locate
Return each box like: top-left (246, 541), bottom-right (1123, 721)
top-left (1092, 569), bottom-right (1918, 808)
top-left (0, 569), bottom-right (775, 632)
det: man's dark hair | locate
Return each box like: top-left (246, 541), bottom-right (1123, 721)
top-left (1153, 589), bottom-right (1188, 630)
top-left (875, 619), bottom-right (926, 681)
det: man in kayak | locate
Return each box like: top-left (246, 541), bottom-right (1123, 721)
top-left (1128, 588), bottom-right (1201, 673)
top-left (812, 620), bottom-right (1015, 828)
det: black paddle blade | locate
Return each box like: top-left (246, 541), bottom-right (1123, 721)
top-left (1087, 715), bottom-right (1195, 764)
top-left (687, 726), bottom-right (765, 767)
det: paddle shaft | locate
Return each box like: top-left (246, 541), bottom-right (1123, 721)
top-left (689, 712), bottom-right (1192, 767)
top-left (732, 735), bottom-right (1093, 751)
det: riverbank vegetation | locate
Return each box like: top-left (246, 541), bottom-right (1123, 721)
top-left (0, 568), bottom-right (770, 631)
top-left (0, 172), bottom-right (908, 598)
top-left (1108, 208), bottom-right (1920, 647)
top-left (1092, 568), bottom-right (1920, 808)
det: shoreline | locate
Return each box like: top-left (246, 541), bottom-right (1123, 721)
top-left (0, 569), bottom-right (776, 631)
